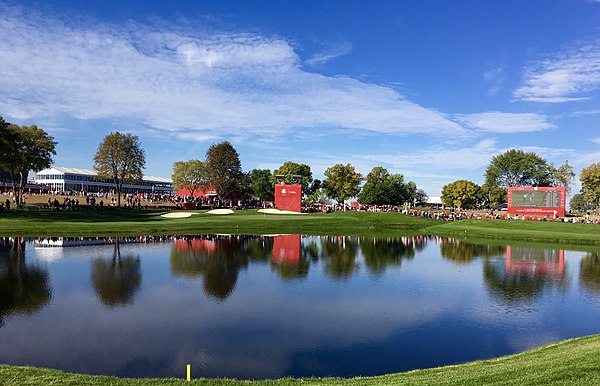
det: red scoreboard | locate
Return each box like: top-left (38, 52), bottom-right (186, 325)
top-left (507, 186), bottom-right (566, 218)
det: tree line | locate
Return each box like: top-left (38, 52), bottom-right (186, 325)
top-left (172, 141), bottom-right (426, 208)
top-left (2, 113), bottom-right (600, 211)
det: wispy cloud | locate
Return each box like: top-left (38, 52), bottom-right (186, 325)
top-left (0, 4), bottom-right (467, 143)
top-left (483, 65), bottom-right (506, 96)
top-left (513, 37), bottom-right (600, 102)
top-left (359, 139), bottom-right (500, 170)
top-left (593, 138), bottom-right (600, 144)
top-left (305, 41), bottom-right (352, 66)
top-left (456, 111), bottom-right (555, 133)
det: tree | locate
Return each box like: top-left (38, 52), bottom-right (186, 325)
top-left (358, 167), bottom-right (417, 206)
top-left (485, 149), bottom-right (552, 189)
top-left (323, 163), bottom-right (362, 209)
top-left (249, 169), bottom-right (274, 202)
top-left (549, 160), bottom-right (576, 194)
top-left (94, 132), bottom-right (145, 208)
top-left (441, 180), bottom-right (480, 209)
top-left (570, 193), bottom-right (596, 213)
top-left (91, 241), bottom-right (142, 308)
top-left (415, 189), bottom-right (429, 206)
top-left (273, 161), bottom-right (313, 196)
top-left (479, 183), bottom-right (507, 208)
top-left (204, 141), bottom-right (247, 201)
top-left (172, 160), bottom-right (207, 196)
top-left (0, 121), bottom-right (56, 206)
top-left (580, 163), bottom-right (600, 208)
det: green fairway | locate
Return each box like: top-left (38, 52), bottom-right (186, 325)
top-left (1, 210), bottom-right (600, 246)
top-left (2, 334), bottom-right (600, 385)
top-left (0, 209), bottom-right (439, 237)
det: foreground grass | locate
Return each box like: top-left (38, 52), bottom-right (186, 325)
top-left (2, 334), bottom-right (600, 385)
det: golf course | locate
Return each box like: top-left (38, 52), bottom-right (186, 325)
top-left (2, 209), bottom-right (600, 385)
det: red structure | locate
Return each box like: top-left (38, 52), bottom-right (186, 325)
top-left (507, 186), bottom-right (566, 218)
top-left (274, 184), bottom-right (302, 212)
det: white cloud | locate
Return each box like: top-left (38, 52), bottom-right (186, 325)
top-left (305, 41), bottom-right (352, 66)
top-left (593, 138), bottom-right (600, 144)
top-left (456, 111), bottom-right (555, 133)
top-left (0, 5), bottom-right (467, 142)
top-left (514, 38), bottom-right (600, 102)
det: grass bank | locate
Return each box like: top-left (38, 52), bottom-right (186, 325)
top-left (0, 210), bottom-right (438, 237)
top-left (2, 210), bottom-right (600, 246)
top-left (2, 334), bottom-right (600, 385)
top-left (426, 218), bottom-right (600, 246)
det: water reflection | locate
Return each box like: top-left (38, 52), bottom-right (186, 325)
top-left (91, 240), bottom-right (142, 308)
top-left (580, 252), bottom-right (600, 294)
top-left (360, 237), bottom-right (418, 276)
top-left (271, 235), bottom-right (309, 280)
top-left (3, 235), bottom-right (600, 379)
top-left (0, 237), bottom-right (51, 326)
top-left (483, 246), bottom-right (567, 304)
top-left (170, 236), bottom-right (250, 301)
top-left (320, 236), bottom-right (359, 280)
top-left (440, 239), bottom-right (506, 264)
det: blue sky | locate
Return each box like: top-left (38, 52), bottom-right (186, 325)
top-left (1, 0), bottom-right (600, 196)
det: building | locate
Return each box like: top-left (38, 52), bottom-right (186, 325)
top-left (34, 167), bottom-right (173, 194)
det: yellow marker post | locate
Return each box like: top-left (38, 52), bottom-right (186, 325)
top-left (187, 364), bottom-right (191, 382)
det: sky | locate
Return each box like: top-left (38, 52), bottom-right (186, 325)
top-left (1, 0), bottom-right (600, 197)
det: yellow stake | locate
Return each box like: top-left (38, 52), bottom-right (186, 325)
top-left (187, 364), bottom-right (191, 382)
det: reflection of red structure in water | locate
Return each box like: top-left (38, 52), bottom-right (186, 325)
top-left (175, 239), bottom-right (217, 254)
top-left (505, 245), bottom-right (564, 277)
top-left (272, 234), bottom-right (301, 266)
top-left (274, 184), bottom-right (302, 213)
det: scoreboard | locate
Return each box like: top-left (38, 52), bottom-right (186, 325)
top-left (507, 187), bottom-right (566, 218)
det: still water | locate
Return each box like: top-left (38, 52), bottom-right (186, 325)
top-left (1, 235), bottom-right (600, 379)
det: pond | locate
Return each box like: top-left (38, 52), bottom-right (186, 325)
top-left (1, 235), bottom-right (600, 379)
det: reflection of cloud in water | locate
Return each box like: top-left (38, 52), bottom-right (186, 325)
top-left (0, 270), bottom-right (452, 378)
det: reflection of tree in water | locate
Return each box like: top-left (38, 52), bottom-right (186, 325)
top-left (483, 256), bottom-right (567, 304)
top-left (0, 237), bottom-right (51, 326)
top-left (246, 237), bottom-right (273, 263)
top-left (441, 240), bottom-right (506, 264)
top-left (320, 236), bottom-right (359, 280)
top-left (580, 252), bottom-right (600, 294)
top-left (271, 258), bottom-right (310, 281)
top-left (360, 237), bottom-right (415, 276)
top-left (170, 236), bottom-right (249, 301)
top-left (91, 240), bottom-right (141, 308)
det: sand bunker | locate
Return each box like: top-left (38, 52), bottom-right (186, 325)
top-left (257, 208), bottom-right (305, 215)
top-left (160, 212), bottom-right (195, 218)
top-left (205, 209), bottom-right (235, 215)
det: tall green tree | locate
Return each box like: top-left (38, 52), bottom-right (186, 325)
top-left (323, 163), bottom-right (362, 209)
top-left (273, 161), bottom-right (313, 196)
top-left (479, 183), bottom-right (508, 208)
top-left (580, 163), bottom-right (600, 208)
top-left (94, 132), bottom-right (145, 208)
top-left (204, 141), bottom-right (246, 201)
top-left (172, 159), bottom-right (207, 196)
top-left (249, 169), bottom-right (274, 201)
top-left (485, 149), bottom-right (552, 189)
top-left (0, 120), bottom-right (57, 205)
top-left (441, 180), bottom-right (481, 209)
top-left (549, 160), bottom-right (576, 194)
top-left (358, 166), bottom-right (414, 206)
